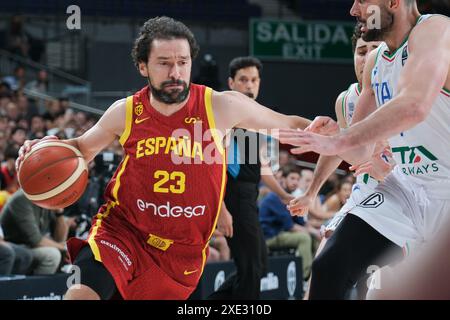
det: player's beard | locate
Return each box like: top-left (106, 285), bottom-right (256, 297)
top-left (149, 78), bottom-right (190, 104)
top-left (360, 5), bottom-right (394, 42)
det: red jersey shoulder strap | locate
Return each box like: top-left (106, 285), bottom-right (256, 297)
top-left (202, 86), bottom-right (224, 155)
top-left (119, 95), bottom-right (134, 146)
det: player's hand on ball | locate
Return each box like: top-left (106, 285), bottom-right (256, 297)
top-left (16, 135), bottom-right (59, 172)
top-left (287, 194), bottom-right (314, 216)
top-left (278, 129), bottom-right (339, 156)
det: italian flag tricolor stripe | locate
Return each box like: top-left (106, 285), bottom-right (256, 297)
top-left (382, 54), bottom-right (396, 62)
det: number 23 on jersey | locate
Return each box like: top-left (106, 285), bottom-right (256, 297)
top-left (153, 170), bottom-right (186, 194)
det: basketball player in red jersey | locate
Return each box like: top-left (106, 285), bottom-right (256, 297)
top-left (16, 16), bottom-right (317, 300)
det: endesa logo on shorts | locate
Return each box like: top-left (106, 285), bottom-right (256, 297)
top-left (137, 199), bottom-right (206, 218)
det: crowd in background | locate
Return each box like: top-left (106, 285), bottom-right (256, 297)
top-left (0, 64), bottom-right (122, 276)
top-left (0, 63), bottom-right (354, 279)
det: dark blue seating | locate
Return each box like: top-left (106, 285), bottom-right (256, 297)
top-left (0, 0), bottom-right (261, 22)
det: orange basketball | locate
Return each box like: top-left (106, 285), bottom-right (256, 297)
top-left (18, 140), bottom-right (89, 210)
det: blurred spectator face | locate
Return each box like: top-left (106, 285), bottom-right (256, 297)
top-left (17, 118), bottom-right (29, 130)
top-left (0, 82), bottom-right (11, 95)
top-left (0, 117), bottom-right (8, 132)
top-left (15, 66), bottom-right (26, 79)
top-left (31, 115), bottom-right (45, 133)
top-left (0, 94), bottom-right (12, 110)
top-left (48, 99), bottom-right (62, 115)
top-left (285, 171), bottom-right (301, 193)
top-left (59, 98), bottom-right (69, 110)
top-left (228, 66), bottom-right (260, 100)
top-left (8, 120), bottom-right (16, 129)
top-left (6, 101), bottom-right (20, 121)
top-left (16, 95), bottom-right (28, 113)
top-left (38, 70), bottom-right (48, 82)
top-left (338, 182), bottom-right (353, 203)
top-left (75, 112), bottom-right (87, 127)
top-left (11, 127), bottom-right (26, 145)
top-left (299, 169), bottom-right (314, 191)
top-left (54, 114), bottom-right (66, 128)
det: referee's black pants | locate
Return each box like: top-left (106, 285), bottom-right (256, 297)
top-left (208, 179), bottom-right (268, 300)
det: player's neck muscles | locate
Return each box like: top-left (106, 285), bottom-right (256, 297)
top-left (384, 12), bottom-right (421, 54)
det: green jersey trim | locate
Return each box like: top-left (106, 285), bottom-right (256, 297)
top-left (382, 15), bottom-right (422, 59)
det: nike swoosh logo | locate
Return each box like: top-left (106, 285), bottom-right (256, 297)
top-left (183, 269), bottom-right (198, 276)
top-left (135, 117), bottom-right (150, 124)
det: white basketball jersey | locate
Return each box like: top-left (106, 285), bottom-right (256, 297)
top-left (371, 14), bottom-right (450, 198)
top-left (341, 83), bottom-right (377, 186)
top-left (342, 83), bottom-right (361, 127)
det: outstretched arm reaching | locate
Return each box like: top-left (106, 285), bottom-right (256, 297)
top-left (279, 17), bottom-right (450, 161)
top-left (288, 91), bottom-right (347, 216)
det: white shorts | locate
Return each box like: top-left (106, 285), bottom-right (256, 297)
top-left (322, 178), bottom-right (377, 238)
top-left (346, 171), bottom-right (450, 251)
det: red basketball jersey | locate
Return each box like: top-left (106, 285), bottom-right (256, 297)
top-left (91, 83), bottom-right (226, 248)
top-left (65, 84), bottom-right (226, 299)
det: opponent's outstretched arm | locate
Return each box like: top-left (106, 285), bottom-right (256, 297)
top-left (279, 17), bottom-right (450, 162)
top-left (279, 47), bottom-right (378, 165)
top-left (289, 92), bottom-right (346, 216)
top-left (335, 17), bottom-right (450, 157)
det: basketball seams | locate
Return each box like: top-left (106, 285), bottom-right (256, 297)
top-left (22, 158), bottom-right (87, 201)
top-left (19, 141), bottom-right (84, 187)
top-left (21, 157), bottom-right (81, 194)
top-left (19, 154), bottom-right (82, 187)
top-left (22, 141), bottom-right (83, 163)
top-left (19, 141), bottom-right (88, 206)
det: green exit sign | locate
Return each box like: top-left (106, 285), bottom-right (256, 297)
top-left (250, 19), bottom-right (355, 63)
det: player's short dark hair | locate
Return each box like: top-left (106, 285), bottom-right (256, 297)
top-left (281, 165), bottom-right (301, 178)
top-left (131, 16), bottom-right (199, 68)
top-left (351, 23), bottom-right (363, 53)
top-left (228, 56), bottom-right (263, 79)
